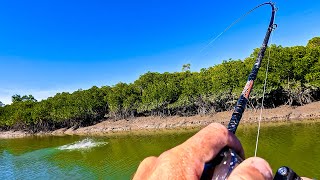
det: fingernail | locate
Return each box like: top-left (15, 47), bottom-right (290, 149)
top-left (251, 157), bottom-right (273, 180)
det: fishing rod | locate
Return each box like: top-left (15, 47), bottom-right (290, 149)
top-left (200, 2), bottom-right (302, 180)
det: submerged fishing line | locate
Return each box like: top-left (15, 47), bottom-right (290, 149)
top-left (254, 11), bottom-right (277, 157)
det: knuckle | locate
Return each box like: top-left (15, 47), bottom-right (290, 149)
top-left (158, 149), bottom-right (174, 160)
top-left (141, 156), bottom-right (157, 165)
top-left (208, 123), bottom-right (228, 134)
top-left (145, 156), bottom-right (157, 161)
top-left (158, 148), bottom-right (185, 164)
top-left (206, 123), bottom-right (229, 142)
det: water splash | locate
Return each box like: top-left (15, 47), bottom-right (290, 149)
top-left (58, 138), bottom-right (108, 151)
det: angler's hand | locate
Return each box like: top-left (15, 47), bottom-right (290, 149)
top-left (133, 123), bottom-right (273, 180)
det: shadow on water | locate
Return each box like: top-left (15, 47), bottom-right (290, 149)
top-left (0, 121), bottom-right (319, 179)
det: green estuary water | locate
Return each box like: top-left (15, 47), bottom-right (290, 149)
top-left (1, 121), bottom-right (319, 179)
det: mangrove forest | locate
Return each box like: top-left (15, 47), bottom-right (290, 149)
top-left (0, 37), bottom-right (320, 132)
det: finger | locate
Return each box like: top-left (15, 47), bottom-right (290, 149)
top-left (133, 156), bottom-right (157, 180)
top-left (228, 157), bottom-right (273, 180)
top-left (176, 123), bottom-right (244, 163)
top-left (301, 177), bottom-right (313, 180)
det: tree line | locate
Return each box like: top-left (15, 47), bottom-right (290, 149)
top-left (0, 37), bottom-right (319, 132)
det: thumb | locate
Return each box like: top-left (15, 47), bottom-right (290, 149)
top-left (228, 157), bottom-right (273, 180)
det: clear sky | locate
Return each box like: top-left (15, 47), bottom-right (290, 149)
top-left (1, 0), bottom-right (320, 104)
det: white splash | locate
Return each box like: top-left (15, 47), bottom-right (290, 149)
top-left (58, 138), bottom-right (108, 151)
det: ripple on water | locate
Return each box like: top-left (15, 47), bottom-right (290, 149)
top-left (1, 121), bottom-right (319, 179)
top-left (57, 138), bottom-right (108, 151)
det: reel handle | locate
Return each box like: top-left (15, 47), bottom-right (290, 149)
top-left (273, 166), bottom-right (302, 180)
top-left (200, 147), bottom-right (243, 180)
top-left (201, 149), bottom-right (302, 180)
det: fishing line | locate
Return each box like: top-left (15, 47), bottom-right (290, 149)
top-left (254, 10), bottom-right (277, 157)
top-left (201, 2), bottom-right (277, 178)
top-left (185, 2), bottom-right (274, 63)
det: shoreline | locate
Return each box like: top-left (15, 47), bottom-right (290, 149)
top-left (1, 101), bottom-right (320, 139)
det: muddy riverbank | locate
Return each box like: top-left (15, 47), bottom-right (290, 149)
top-left (1, 101), bottom-right (320, 139)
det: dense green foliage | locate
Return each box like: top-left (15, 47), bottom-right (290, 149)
top-left (1, 37), bottom-right (320, 132)
top-left (11, 94), bottom-right (37, 103)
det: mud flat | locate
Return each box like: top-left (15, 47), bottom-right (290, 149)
top-left (1, 101), bottom-right (320, 138)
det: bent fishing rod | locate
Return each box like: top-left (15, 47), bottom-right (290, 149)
top-left (200, 2), bottom-right (302, 180)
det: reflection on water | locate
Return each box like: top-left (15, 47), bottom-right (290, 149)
top-left (0, 121), bottom-right (319, 179)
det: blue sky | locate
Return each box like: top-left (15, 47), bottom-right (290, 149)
top-left (1, 0), bottom-right (319, 104)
